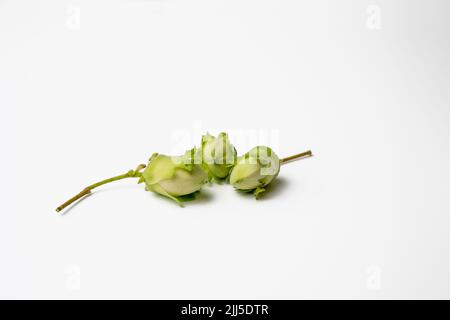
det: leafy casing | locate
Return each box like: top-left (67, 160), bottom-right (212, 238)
top-left (229, 146), bottom-right (280, 198)
top-left (141, 153), bottom-right (207, 204)
top-left (201, 132), bottom-right (237, 180)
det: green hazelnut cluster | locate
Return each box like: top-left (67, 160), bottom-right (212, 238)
top-left (56, 132), bottom-right (311, 211)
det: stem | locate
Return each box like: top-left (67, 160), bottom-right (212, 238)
top-left (281, 150), bottom-right (313, 164)
top-left (56, 164), bottom-right (146, 213)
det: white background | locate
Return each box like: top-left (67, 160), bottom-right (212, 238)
top-left (1, 0), bottom-right (450, 299)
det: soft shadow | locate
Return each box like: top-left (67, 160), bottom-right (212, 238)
top-left (58, 184), bottom-right (141, 216)
top-left (233, 177), bottom-right (290, 201)
top-left (259, 177), bottom-right (290, 200)
top-left (187, 188), bottom-right (214, 206)
top-left (148, 187), bottom-right (214, 207)
top-left (58, 193), bottom-right (93, 216)
top-left (211, 178), bottom-right (227, 185)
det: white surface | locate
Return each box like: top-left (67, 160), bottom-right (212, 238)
top-left (1, 0), bottom-right (450, 299)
